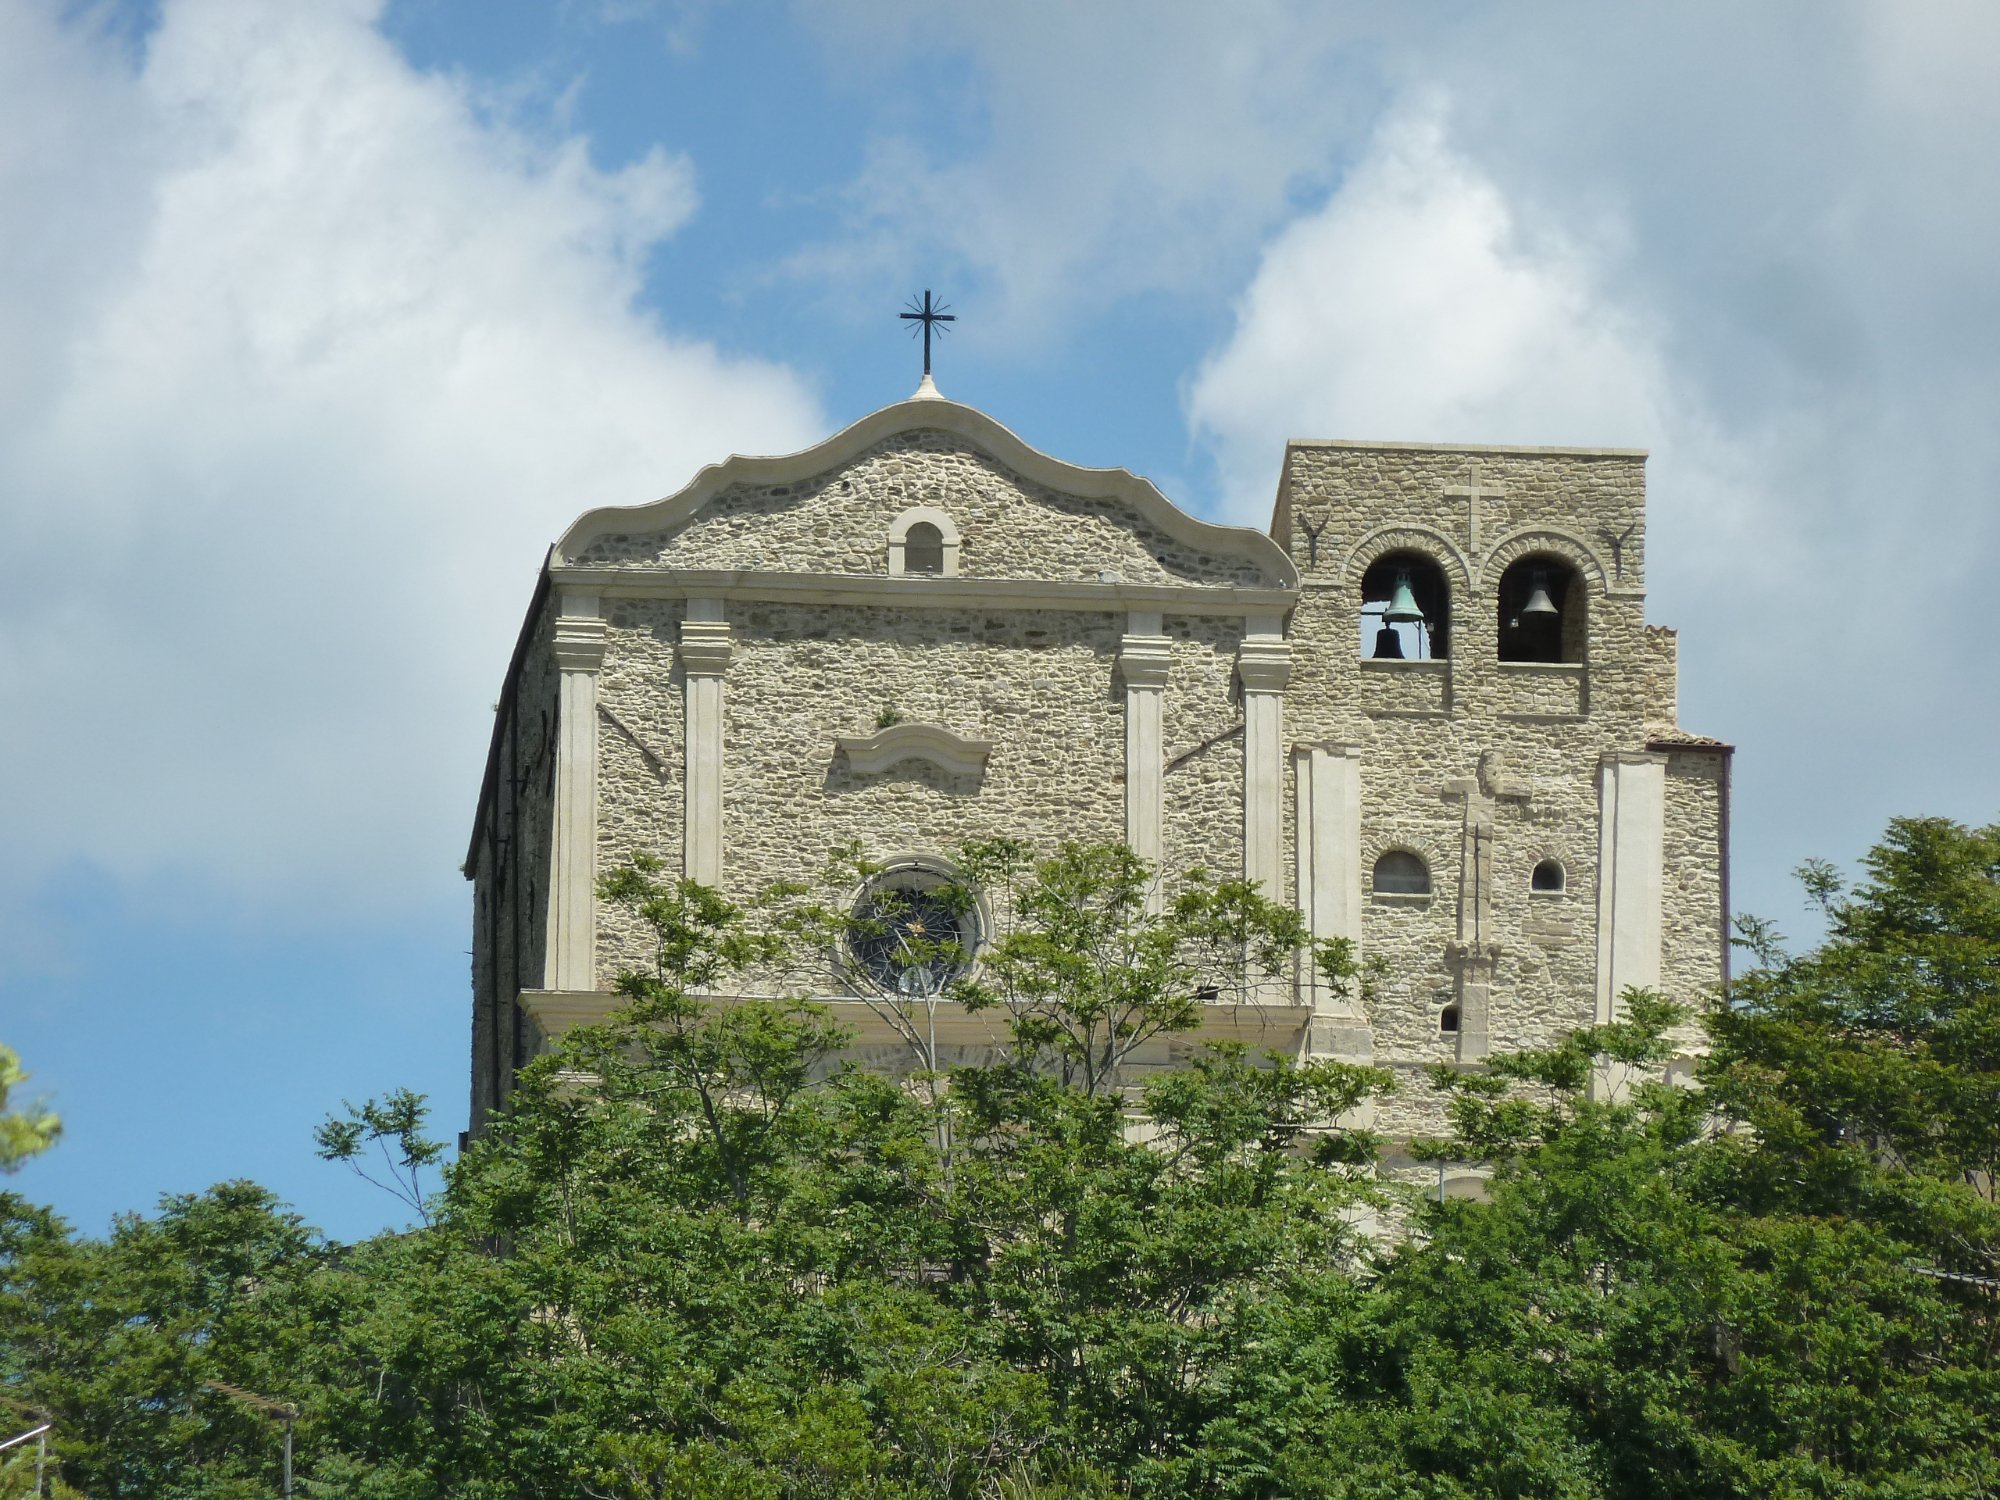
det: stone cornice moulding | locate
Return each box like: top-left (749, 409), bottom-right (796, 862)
top-left (677, 618), bottom-right (734, 677)
top-left (1236, 637), bottom-right (1294, 693)
top-left (1117, 633), bottom-right (1173, 691)
top-left (520, 990), bottom-right (1314, 1054)
top-left (551, 566), bottom-right (1300, 618)
top-left (551, 614), bottom-right (608, 672)
top-left (837, 722), bottom-right (995, 777)
top-left (552, 395), bottom-right (1300, 589)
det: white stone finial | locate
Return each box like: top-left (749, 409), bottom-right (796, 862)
top-left (912, 372), bottom-right (943, 400)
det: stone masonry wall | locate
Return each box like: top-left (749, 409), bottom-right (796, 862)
top-left (470, 595), bottom-right (559, 1127)
top-left (1162, 615), bottom-right (1246, 885)
top-left (590, 599), bottom-right (1251, 985)
top-left (592, 597), bottom-right (689, 982)
top-left (571, 429), bottom-right (1282, 588)
top-left (1660, 749), bottom-right (1727, 1021)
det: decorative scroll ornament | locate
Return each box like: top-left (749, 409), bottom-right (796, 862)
top-left (836, 722), bottom-right (994, 777)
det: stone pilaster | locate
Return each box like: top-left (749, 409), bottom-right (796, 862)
top-left (1294, 742), bottom-right (1371, 1054)
top-left (1294, 742), bottom-right (1364, 979)
top-left (1594, 750), bottom-right (1667, 1096)
top-left (1595, 751), bottom-right (1667, 1019)
top-left (679, 598), bottom-right (733, 887)
top-left (547, 594), bottom-right (607, 992)
top-left (1118, 610), bottom-right (1171, 900)
top-left (1236, 615), bottom-right (1291, 899)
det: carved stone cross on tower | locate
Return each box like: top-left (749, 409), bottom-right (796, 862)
top-left (1441, 750), bottom-right (1531, 1061)
top-left (1443, 464), bottom-right (1506, 553)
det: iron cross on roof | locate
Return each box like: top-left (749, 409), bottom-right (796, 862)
top-left (900, 289), bottom-right (955, 377)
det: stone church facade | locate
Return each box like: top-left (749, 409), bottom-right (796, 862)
top-left (466, 386), bottom-right (1729, 1160)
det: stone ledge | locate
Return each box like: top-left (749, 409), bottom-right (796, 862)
top-left (557, 566), bottom-right (1300, 617)
top-left (519, 990), bottom-right (1315, 1055)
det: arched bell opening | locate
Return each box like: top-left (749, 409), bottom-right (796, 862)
top-left (1497, 554), bottom-right (1585, 664)
top-left (1359, 550), bottom-right (1450, 660)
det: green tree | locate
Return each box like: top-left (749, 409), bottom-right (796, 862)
top-left (0, 1046), bottom-right (58, 1172)
top-left (314, 1088), bottom-right (446, 1225)
top-left (9, 822), bottom-right (1997, 1498)
top-left (1708, 816), bottom-right (2000, 1251)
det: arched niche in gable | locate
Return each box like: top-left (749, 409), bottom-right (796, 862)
top-left (888, 505), bottom-right (961, 577)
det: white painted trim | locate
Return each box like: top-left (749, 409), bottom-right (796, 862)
top-left (836, 723), bottom-right (994, 777)
top-left (887, 505), bottom-right (962, 577)
top-left (556, 396), bottom-right (1297, 586)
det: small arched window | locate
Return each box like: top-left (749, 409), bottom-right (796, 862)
top-left (902, 521), bottom-right (945, 575)
top-left (888, 507), bottom-right (961, 577)
top-left (1360, 550), bottom-right (1450, 660)
top-left (1372, 850), bottom-right (1431, 897)
top-left (1531, 858), bottom-right (1565, 893)
top-left (1439, 1004), bottom-right (1461, 1033)
top-left (1498, 555), bottom-right (1585, 664)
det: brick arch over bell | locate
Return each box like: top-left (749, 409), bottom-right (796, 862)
top-left (1339, 525), bottom-right (1473, 594)
top-left (1477, 527), bottom-right (1612, 594)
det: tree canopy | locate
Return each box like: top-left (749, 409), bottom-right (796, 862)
top-left (3, 821), bottom-right (1997, 1498)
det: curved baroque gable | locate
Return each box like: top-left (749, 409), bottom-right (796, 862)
top-left (556, 398), bottom-right (1296, 590)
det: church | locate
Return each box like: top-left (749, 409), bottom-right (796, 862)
top-left (464, 374), bottom-right (1729, 1161)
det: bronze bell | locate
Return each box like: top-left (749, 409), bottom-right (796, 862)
top-left (1373, 624), bottom-right (1405, 659)
top-left (1384, 572), bottom-right (1425, 624)
top-left (1520, 571), bottom-right (1559, 617)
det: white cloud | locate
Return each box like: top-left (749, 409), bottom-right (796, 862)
top-left (785, 0), bottom-right (1411, 341)
top-left (0, 0), bottom-right (822, 942)
top-left (1186, 101), bottom-right (1685, 517)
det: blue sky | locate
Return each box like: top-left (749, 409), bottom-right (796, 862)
top-left (4, 0), bottom-right (1997, 1242)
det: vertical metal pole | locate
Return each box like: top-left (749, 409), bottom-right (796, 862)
top-left (283, 1418), bottom-right (293, 1498)
top-left (34, 1430), bottom-right (46, 1498)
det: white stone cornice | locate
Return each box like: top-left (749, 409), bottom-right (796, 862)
top-left (518, 989), bottom-right (1313, 1058)
top-left (837, 723), bottom-right (994, 777)
top-left (551, 615), bottom-right (607, 672)
top-left (1236, 637), bottom-right (1293, 693)
top-left (549, 566), bottom-right (1299, 618)
top-left (677, 619), bottom-right (734, 677)
top-left (1117, 633), bottom-right (1173, 690)
top-left (1601, 749), bottom-right (1671, 767)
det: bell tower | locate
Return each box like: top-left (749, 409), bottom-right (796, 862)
top-left (1274, 440), bottom-right (1727, 1123)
